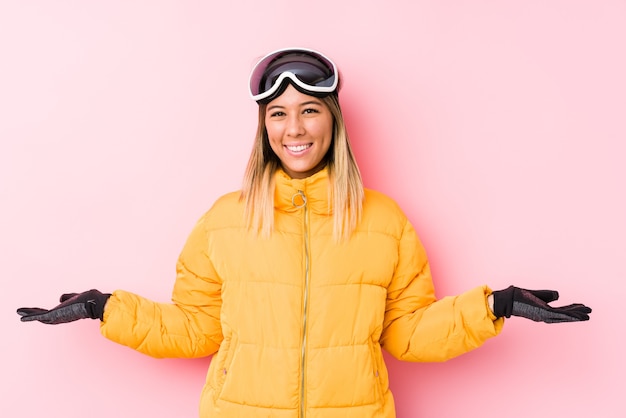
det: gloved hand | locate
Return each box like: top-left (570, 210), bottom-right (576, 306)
top-left (17, 289), bottom-right (111, 324)
top-left (492, 285), bottom-right (591, 323)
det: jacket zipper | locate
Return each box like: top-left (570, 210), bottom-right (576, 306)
top-left (294, 190), bottom-right (310, 418)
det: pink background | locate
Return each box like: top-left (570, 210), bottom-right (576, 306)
top-left (2, 1), bottom-right (624, 417)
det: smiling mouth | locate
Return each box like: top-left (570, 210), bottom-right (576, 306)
top-left (286, 144), bottom-right (312, 152)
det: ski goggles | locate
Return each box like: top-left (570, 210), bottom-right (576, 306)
top-left (249, 47), bottom-right (339, 103)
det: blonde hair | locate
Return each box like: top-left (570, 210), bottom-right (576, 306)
top-left (240, 94), bottom-right (364, 241)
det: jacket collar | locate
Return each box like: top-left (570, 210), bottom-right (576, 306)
top-left (274, 168), bottom-right (331, 215)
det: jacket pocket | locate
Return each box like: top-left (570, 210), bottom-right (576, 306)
top-left (368, 338), bottom-right (386, 402)
top-left (211, 333), bottom-right (239, 402)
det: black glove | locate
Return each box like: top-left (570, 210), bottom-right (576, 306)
top-left (17, 289), bottom-right (111, 324)
top-left (492, 285), bottom-right (591, 323)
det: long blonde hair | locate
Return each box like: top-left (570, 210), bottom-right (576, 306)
top-left (240, 94), bottom-right (364, 241)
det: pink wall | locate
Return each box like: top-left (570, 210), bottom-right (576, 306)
top-left (2, 1), bottom-right (624, 417)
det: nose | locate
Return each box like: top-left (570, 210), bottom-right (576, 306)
top-left (286, 114), bottom-right (305, 137)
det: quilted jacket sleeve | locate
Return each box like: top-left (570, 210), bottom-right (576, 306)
top-left (100, 212), bottom-right (223, 359)
top-left (380, 219), bottom-right (504, 362)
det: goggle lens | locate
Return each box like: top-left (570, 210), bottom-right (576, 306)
top-left (249, 48), bottom-right (339, 102)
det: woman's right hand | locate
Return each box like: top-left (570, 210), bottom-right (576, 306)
top-left (17, 289), bottom-right (111, 324)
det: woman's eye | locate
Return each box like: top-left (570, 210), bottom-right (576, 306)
top-left (303, 108), bottom-right (319, 114)
top-left (270, 111), bottom-right (285, 117)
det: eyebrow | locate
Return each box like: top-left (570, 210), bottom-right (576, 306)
top-left (267, 100), bottom-right (323, 112)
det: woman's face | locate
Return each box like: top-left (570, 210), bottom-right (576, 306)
top-left (264, 84), bottom-right (333, 179)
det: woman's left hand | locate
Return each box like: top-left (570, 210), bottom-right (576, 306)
top-left (491, 286), bottom-right (592, 323)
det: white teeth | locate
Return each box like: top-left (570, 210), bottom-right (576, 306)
top-left (286, 144), bottom-right (311, 152)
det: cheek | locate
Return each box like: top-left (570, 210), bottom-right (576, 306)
top-left (265, 129), bottom-right (282, 155)
top-left (309, 118), bottom-right (333, 141)
top-left (264, 125), bottom-right (279, 144)
top-left (319, 122), bottom-right (334, 146)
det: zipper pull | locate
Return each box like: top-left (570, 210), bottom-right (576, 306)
top-left (292, 190), bottom-right (307, 208)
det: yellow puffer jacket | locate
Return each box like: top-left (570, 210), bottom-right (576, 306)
top-left (101, 168), bottom-right (504, 417)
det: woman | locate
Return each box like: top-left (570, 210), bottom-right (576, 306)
top-left (17, 47), bottom-right (591, 418)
